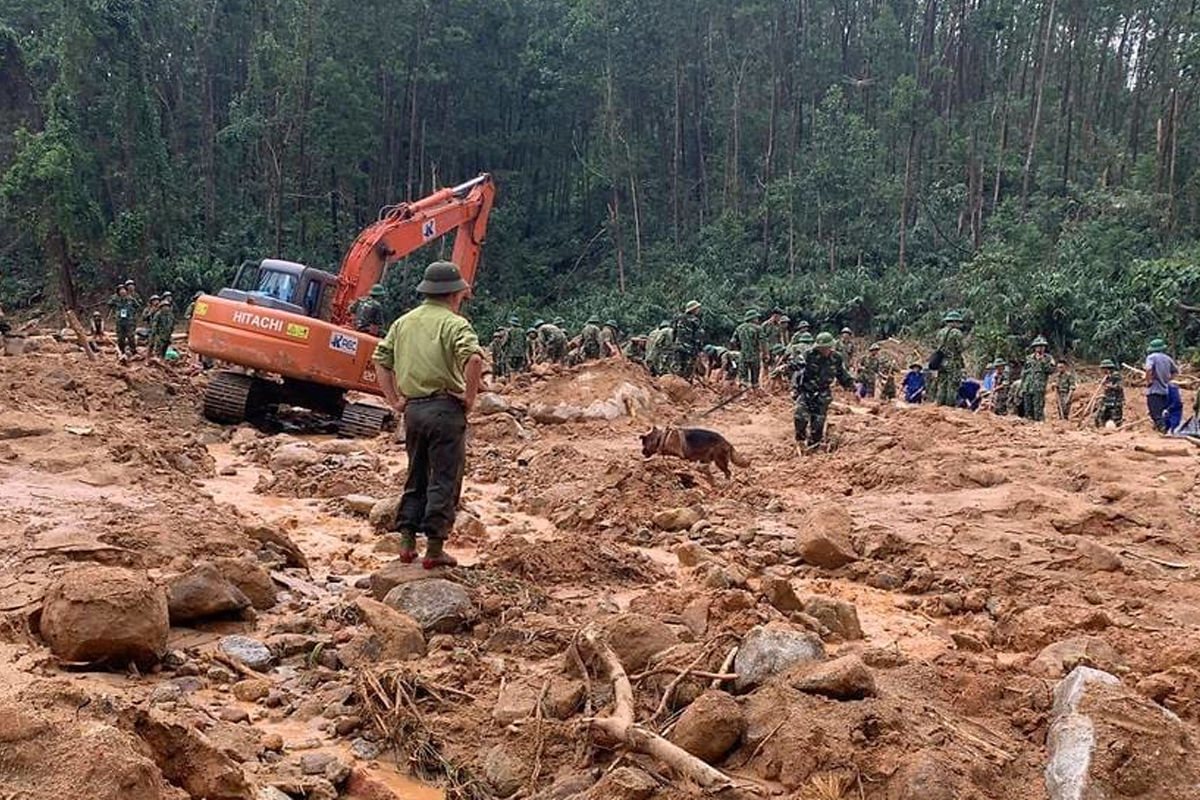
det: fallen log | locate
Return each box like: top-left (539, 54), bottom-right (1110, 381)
top-left (64, 310), bottom-right (95, 361)
top-left (581, 629), bottom-right (734, 791)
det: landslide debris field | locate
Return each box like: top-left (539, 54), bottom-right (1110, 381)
top-left (4, 351), bottom-right (1200, 800)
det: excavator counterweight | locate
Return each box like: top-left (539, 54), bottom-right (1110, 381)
top-left (187, 174), bottom-right (495, 435)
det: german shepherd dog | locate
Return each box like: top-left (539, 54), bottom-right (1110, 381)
top-left (639, 425), bottom-right (750, 479)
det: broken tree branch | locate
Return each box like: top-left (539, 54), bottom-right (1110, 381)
top-left (581, 630), bottom-right (734, 791)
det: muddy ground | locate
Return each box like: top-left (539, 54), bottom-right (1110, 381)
top-left (3, 339), bottom-right (1200, 800)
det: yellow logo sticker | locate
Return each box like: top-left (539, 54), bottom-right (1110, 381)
top-left (286, 322), bottom-right (310, 339)
top-left (194, 301), bottom-right (208, 316)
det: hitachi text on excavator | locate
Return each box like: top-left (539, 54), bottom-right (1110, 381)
top-left (187, 174), bottom-right (495, 436)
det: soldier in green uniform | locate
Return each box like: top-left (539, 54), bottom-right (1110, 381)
top-left (731, 309), bottom-right (764, 388)
top-left (646, 320), bottom-right (674, 376)
top-left (491, 328), bottom-right (509, 379)
top-left (720, 348), bottom-right (740, 383)
top-left (108, 284), bottom-right (141, 358)
top-left (373, 261), bottom-right (484, 570)
top-left (881, 366), bottom-right (897, 401)
top-left (1021, 336), bottom-right (1055, 421)
top-left (600, 319), bottom-right (621, 357)
top-left (352, 285), bottom-right (387, 336)
top-left (506, 318), bottom-right (530, 375)
top-left (761, 308), bottom-right (786, 349)
top-left (672, 300), bottom-right (704, 379)
top-left (1095, 359), bottom-right (1124, 427)
top-left (537, 319), bottom-right (568, 364)
top-left (151, 291), bottom-right (176, 359)
top-left (932, 311), bottom-right (966, 407)
top-left (991, 358), bottom-right (1011, 415)
top-left (792, 332), bottom-right (854, 450)
top-left (787, 330), bottom-right (813, 361)
top-left (857, 342), bottom-right (884, 398)
top-left (1054, 360), bottom-right (1076, 420)
top-left (579, 316), bottom-right (603, 361)
top-left (524, 328), bottom-right (541, 365)
top-left (835, 327), bottom-right (856, 368)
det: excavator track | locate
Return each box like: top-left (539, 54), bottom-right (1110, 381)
top-left (203, 372), bottom-right (256, 424)
top-left (339, 402), bottom-right (391, 438)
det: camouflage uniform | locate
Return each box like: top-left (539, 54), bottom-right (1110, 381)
top-left (761, 311), bottom-right (787, 349)
top-left (933, 314), bottom-right (965, 407)
top-left (645, 323), bottom-right (674, 376)
top-left (1022, 344), bottom-right (1055, 422)
top-left (857, 346), bottom-right (884, 398)
top-left (1055, 368), bottom-right (1076, 420)
top-left (151, 298), bottom-right (176, 357)
top-left (352, 297), bottom-right (385, 335)
top-left (835, 330), bottom-right (856, 371)
top-left (579, 318), bottom-right (603, 360)
top-left (506, 327), bottom-right (530, 375)
top-left (108, 291), bottom-right (141, 356)
top-left (491, 330), bottom-right (509, 378)
top-left (992, 363), bottom-right (1012, 415)
top-left (538, 323), bottom-right (568, 363)
top-left (599, 321), bottom-right (620, 356)
top-left (1095, 362), bottom-right (1124, 427)
top-left (672, 303), bottom-right (704, 379)
top-left (881, 370), bottom-right (896, 400)
top-left (792, 335), bottom-right (854, 447)
top-left (731, 312), bottom-right (763, 388)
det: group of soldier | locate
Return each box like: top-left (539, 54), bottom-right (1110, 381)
top-left (101, 279), bottom-right (177, 360)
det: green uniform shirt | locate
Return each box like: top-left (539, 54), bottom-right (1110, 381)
top-left (372, 300), bottom-right (483, 398)
top-left (732, 322), bottom-right (762, 363)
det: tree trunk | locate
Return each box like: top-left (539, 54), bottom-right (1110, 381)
top-left (1021, 0), bottom-right (1056, 206)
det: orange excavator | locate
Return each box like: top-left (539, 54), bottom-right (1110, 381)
top-left (188, 174), bottom-right (495, 436)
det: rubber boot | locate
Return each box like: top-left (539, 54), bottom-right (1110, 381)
top-left (397, 531), bottom-right (417, 564)
top-left (422, 536), bottom-right (458, 570)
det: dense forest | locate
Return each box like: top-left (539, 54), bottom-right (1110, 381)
top-left (1, 0), bottom-right (1199, 362)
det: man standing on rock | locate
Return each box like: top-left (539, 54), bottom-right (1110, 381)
top-left (373, 261), bottom-right (483, 569)
top-left (792, 332), bottom-right (854, 451)
top-left (1144, 338), bottom-right (1179, 433)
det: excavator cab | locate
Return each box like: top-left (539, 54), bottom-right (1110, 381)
top-left (219, 259), bottom-right (339, 321)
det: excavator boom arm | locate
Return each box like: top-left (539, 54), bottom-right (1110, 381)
top-left (330, 173), bottom-right (495, 325)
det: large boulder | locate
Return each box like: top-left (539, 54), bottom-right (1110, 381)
top-left (1045, 666), bottom-right (1200, 800)
top-left (476, 392), bottom-right (513, 416)
top-left (369, 497), bottom-right (401, 531)
top-left (1030, 636), bottom-right (1124, 679)
top-left (382, 578), bottom-right (475, 633)
top-left (794, 501), bottom-right (857, 569)
top-left (167, 563), bottom-right (251, 623)
top-left (135, 708), bottom-right (254, 800)
top-left (39, 565), bottom-right (168, 667)
top-left (581, 766), bottom-right (657, 800)
top-left (651, 506), bottom-right (703, 532)
top-left (668, 690), bottom-right (743, 764)
top-left (602, 613), bottom-right (679, 673)
top-left (799, 595), bottom-right (863, 641)
top-left (342, 596), bottom-right (426, 664)
top-left (369, 558), bottom-right (430, 599)
top-left (268, 442), bottom-right (323, 471)
top-left (212, 558), bottom-right (277, 610)
top-left (483, 743), bottom-right (529, 797)
top-left (0, 694), bottom-right (188, 800)
top-left (733, 623), bottom-right (825, 692)
top-left (787, 654), bottom-right (876, 700)
top-left (218, 635), bottom-right (274, 671)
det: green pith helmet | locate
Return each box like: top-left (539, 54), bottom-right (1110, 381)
top-left (994, 358), bottom-right (1007, 367)
top-left (797, 319), bottom-right (810, 330)
top-left (869, 342), bottom-right (881, 351)
top-left (771, 306), bottom-right (783, 315)
top-left (797, 332), bottom-right (813, 343)
top-left (779, 314), bottom-right (790, 324)
top-left (1147, 338), bottom-right (1167, 353)
top-left (909, 361), bottom-right (922, 369)
top-left (416, 261), bottom-right (468, 294)
top-left (149, 294), bottom-right (160, 302)
top-left (92, 310), bottom-right (101, 317)
top-left (770, 344), bottom-right (785, 355)
top-left (552, 317), bottom-right (564, 326)
top-left (368, 284), bottom-right (386, 298)
top-left (1031, 335), bottom-right (1049, 347)
top-left (532, 318), bottom-right (545, 327)
top-left (744, 309), bottom-right (759, 321)
top-left (814, 332), bottom-right (836, 347)
top-left (1099, 358), bottom-right (1116, 369)
top-left (943, 310), bottom-right (963, 323)
top-left (684, 300), bottom-right (701, 313)
top-left (161, 291), bottom-right (172, 299)
top-left (604, 319), bottom-right (619, 330)
top-left (508, 315), bottom-right (521, 325)
top-left (527, 327), bottom-right (537, 335)
top-left (840, 327), bottom-right (852, 335)
top-left (124, 279), bottom-right (135, 287)
top-left (587, 315), bottom-right (600, 324)
top-left (659, 320), bottom-right (671, 329)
